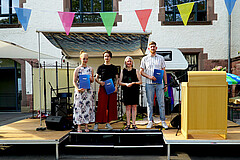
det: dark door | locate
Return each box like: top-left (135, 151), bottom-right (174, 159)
top-left (0, 69), bottom-right (17, 111)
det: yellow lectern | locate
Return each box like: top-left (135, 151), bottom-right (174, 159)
top-left (181, 71), bottom-right (227, 139)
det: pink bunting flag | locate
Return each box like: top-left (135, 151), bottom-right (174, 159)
top-left (58, 12), bottom-right (75, 35)
top-left (135, 9), bottom-right (152, 32)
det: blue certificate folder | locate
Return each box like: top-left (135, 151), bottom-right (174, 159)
top-left (78, 74), bottom-right (90, 89)
top-left (104, 79), bottom-right (115, 95)
top-left (153, 69), bottom-right (164, 84)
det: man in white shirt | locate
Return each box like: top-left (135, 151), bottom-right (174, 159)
top-left (140, 41), bottom-right (168, 129)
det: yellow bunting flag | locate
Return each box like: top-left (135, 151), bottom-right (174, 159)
top-left (177, 2), bottom-right (194, 26)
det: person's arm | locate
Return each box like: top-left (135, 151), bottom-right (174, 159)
top-left (73, 68), bottom-right (84, 92)
top-left (95, 73), bottom-right (105, 86)
top-left (73, 68), bottom-right (78, 90)
top-left (119, 70), bottom-right (128, 86)
top-left (140, 68), bottom-right (157, 81)
top-left (114, 74), bottom-right (119, 92)
top-left (90, 68), bottom-right (94, 83)
top-left (135, 69), bottom-right (142, 85)
top-left (163, 67), bottom-right (168, 92)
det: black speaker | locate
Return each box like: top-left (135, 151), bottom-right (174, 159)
top-left (51, 97), bottom-right (58, 116)
top-left (170, 114), bottom-right (181, 128)
top-left (165, 97), bottom-right (171, 115)
top-left (45, 116), bottom-right (70, 131)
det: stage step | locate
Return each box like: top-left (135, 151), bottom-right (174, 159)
top-left (65, 144), bottom-right (164, 148)
top-left (65, 129), bottom-right (164, 149)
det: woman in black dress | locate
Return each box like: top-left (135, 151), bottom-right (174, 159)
top-left (119, 56), bottom-right (142, 129)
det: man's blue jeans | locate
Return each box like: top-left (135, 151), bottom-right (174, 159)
top-left (145, 83), bottom-right (165, 122)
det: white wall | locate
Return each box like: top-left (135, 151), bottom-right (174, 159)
top-left (1, 0), bottom-right (239, 63)
top-left (116, 0), bottom-right (235, 60)
top-left (231, 0), bottom-right (240, 58)
top-left (1, 0), bottom-right (240, 110)
top-left (1, 0), bottom-right (238, 65)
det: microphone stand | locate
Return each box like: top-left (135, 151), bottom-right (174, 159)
top-left (171, 68), bottom-right (194, 136)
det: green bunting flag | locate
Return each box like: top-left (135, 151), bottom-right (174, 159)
top-left (100, 12), bottom-right (117, 36)
top-left (177, 2), bottom-right (195, 26)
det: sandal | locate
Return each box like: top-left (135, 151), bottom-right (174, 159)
top-left (85, 128), bottom-right (89, 132)
top-left (77, 129), bottom-right (82, 133)
top-left (132, 125), bottom-right (138, 129)
top-left (125, 125), bottom-right (130, 130)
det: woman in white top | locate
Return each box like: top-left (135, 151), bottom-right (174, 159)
top-left (73, 51), bottom-right (95, 133)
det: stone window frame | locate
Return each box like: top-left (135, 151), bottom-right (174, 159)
top-left (64, 0), bottom-right (122, 27)
top-left (0, 0), bottom-right (25, 28)
top-left (179, 48), bottom-right (205, 71)
top-left (158, 0), bottom-right (217, 25)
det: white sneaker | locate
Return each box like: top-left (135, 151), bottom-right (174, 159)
top-left (93, 124), bottom-right (98, 131)
top-left (162, 121), bottom-right (168, 129)
top-left (105, 123), bottom-right (113, 130)
top-left (146, 121), bottom-right (153, 129)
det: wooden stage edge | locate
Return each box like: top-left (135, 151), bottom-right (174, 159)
top-left (0, 118), bottom-right (70, 160)
top-left (2, 118), bottom-right (240, 160)
top-left (163, 120), bottom-right (240, 145)
top-left (1, 118), bottom-right (240, 145)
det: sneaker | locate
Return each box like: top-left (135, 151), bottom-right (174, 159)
top-left (146, 121), bottom-right (153, 129)
top-left (162, 121), bottom-right (168, 129)
top-left (93, 124), bottom-right (98, 131)
top-left (105, 123), bottom-right (113, 130)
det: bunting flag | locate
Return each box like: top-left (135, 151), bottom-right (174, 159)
top-left (14, 7), bottom-right (32, 31)
top-left (224, 0), bottom-right (237, 15)
top-left (100, 12), bottom-right (117, 36)
top-left (135, 9), bottom-right (152, 32)
top-left (177, 2), bottom-right (194, 26)
top-left (58, 12), bottom-right (75, 35)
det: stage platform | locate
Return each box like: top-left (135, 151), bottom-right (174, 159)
top-left (0, 118), bottom-right (70, 160)
top-left (1, 116), bottom-right (240, 160)
top-left (163, 120), bottom-right (240, 160)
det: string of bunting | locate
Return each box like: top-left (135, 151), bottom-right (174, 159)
top-left (7, 0), bottom-right (237, 35)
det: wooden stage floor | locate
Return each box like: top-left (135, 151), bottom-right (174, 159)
top-left (1, 115), bottom-right (240, 143)
top-left (163, 120), bottom-right (240, 144)
top-left (0, 119), bottom-right (70, 143)
top-left (1, 115), bottom-right (240, 160)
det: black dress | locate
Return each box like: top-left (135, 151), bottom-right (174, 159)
top-left (122, 68), bottom-right (140, 105)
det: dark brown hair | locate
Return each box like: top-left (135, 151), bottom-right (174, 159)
top-left (103, 50), bottom-right (112, 58)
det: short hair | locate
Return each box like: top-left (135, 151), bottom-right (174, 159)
top-left (149, 41), bottom-right (157, 46)
top-left (103, 50), bottom-right (112, 58)
top-left (124, 56), bottom-right (134, 68)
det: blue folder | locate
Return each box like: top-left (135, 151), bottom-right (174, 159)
top-left (78, 74), bottom-right (90, 89)
top-left (104, 79), bottom-right (115, 95)
top-left (153, 69), bottom-right (164, 84)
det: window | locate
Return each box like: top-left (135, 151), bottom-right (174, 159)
top-left (165, 0), bottom-right (207, 22)
top-left (156, 51), bottom-right (172, 61)
top-left (71, 0), bottom-right (113, 24)
top-left (0, 0), bottom-right (19, 24)
top-left (184, 54), bottom-right (198, 71)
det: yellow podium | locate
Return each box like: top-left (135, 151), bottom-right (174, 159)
top-left (181, 71), bottom-right (228, 139)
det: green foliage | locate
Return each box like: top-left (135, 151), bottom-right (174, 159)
top-left (121, 113), bottom-right (144, 121)
top-left (212, 66), bottom-right (227, 71)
